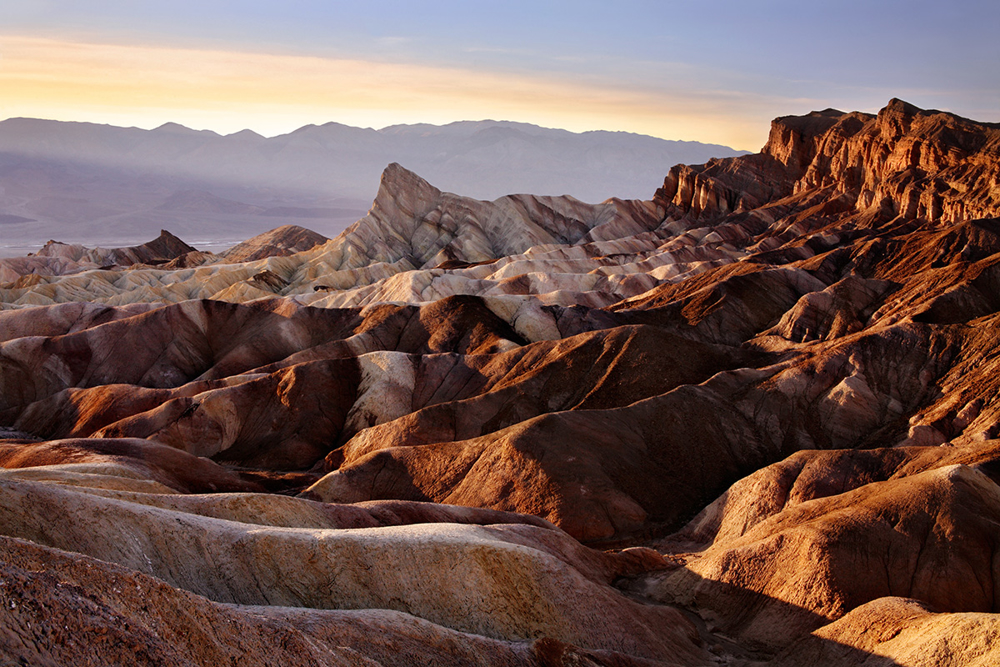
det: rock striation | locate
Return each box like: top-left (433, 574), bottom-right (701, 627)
top-left (0, 230), bottom-right (199, 283)
top-left (219, 224), bottom-right (330, 263)
top-left (2, 99), bottom-right (1000, 665)
top-left (656, 99), bottom-right (1000, 227)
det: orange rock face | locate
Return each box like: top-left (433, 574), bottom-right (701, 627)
top-left (2, 99), bottom-right (1000, 664)
top-left (656, 99), bottom-right (1000, 227)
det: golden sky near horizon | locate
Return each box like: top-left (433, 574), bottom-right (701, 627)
top-left (0, 35), bottom-right (770, 150)
top-left (1, 1), bottom-right (997, 155)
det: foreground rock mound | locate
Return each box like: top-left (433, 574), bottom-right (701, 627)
top-left (0, 475), bottom-right (706, 664)
top-left (2, 535), bottom-right (682, 667)
top-left (774, 597), bottom-right (1000, 667)
top-left (631, 451), bottom-right (1000, 649)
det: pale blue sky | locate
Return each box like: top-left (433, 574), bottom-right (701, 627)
top-left (1, 0), bottom-right (996, 149)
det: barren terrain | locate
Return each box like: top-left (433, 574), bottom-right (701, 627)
top-left (2, 99), bottom-right (1000, 665)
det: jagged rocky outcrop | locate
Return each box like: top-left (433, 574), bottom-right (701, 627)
top-left (37, 229), bottom-right (197, 267)
top-left (656, 98), bottom-right (1000, 228)
top-left (325, 162), bottom-right (668, 270)
top-left (0, 230), bottom-right (199, 283)
top-left (3, 100), bottom-right (1000, 665)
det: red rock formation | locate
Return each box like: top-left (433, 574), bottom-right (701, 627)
top-left (638, 460), bottom-right (1000, 649)
top-left (773, 597), bottom-right (1000, 667)
top-left (1, 99), bottom-right (999, 664)
top-left (656, 99), bottom-right (1000, 227)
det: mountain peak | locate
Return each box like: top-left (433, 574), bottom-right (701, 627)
top-left (379, 162), bottom-right (438, 194)
top-left (153, 121), bottom-right (193, 132)
top-left (883, 97), bottom-right (923, 117)
top-left (226, 128), bottom-right (265, 140)
top-left (152, 122), bottom-right (220, 137)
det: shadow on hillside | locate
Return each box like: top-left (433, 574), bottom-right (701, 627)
top-left (617, 566), bottom-right (905, 666)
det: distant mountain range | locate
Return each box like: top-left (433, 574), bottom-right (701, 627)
top-left (0, 117), bottom-right (746, 253)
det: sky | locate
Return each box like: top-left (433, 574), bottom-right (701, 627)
top-left (0, 0), bottom-right (997, 151)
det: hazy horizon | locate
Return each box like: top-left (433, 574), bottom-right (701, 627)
top-left (0, 114), bottom-right (751, 147)
top-left (2, 1), bottom-right (997, 152)
top-left (0, 115), bottom-right (749, 257)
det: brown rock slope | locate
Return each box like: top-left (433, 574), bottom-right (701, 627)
top-left (2, 99), bottom-right (1000, 664)
top-left (219, 224), bottom-right (330, 263)
top-left (628, 444), bottom-right (1000, 648)
top-left (0, 474), bottom-right (706, 665)
top-left (0, 533), bottom-right (697, 667)
top-left (773, 597), bottom-right (1000, 667)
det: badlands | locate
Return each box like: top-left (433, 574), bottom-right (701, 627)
top-left (2, 98), bottom-right (1000, 665)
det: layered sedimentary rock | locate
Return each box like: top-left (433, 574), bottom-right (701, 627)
top-left (0, 163), bottom-right (726, 310)
top-left (627, 446), bottom-right (1000, 648)
top-left (0, 230), bottom-right (198, 283)
top-left (0, 528), bottom-right (694, 667)
top-left (3, 100), bottom-right (1000, 665)
top-left (219, 224), bottom-right (330, 263)
top-left (773, 597), bottom-right (1000, 667)
top-left (656, 98), bottom-right (1000, 227)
